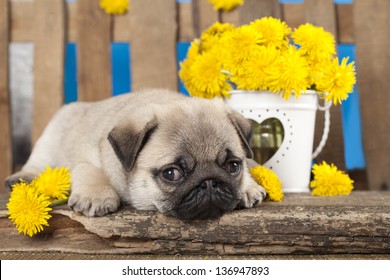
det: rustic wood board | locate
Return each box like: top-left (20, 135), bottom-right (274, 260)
top-left (178, 0), bottom-right (196, 42)
top-left (239, 0), bottom-right (281, 25)
top-left (130, 0), bottom-right (177, 91)
top-left (9, 0), bottom-right (34, 43)
top-left (336, 3), bottom-right (354, 44)
top-left (282, 3), bottom-right (304, 30)
top-left (32, 0), bottom-right (65, 144)
top-left (304, 0), bottom-right (346, 171)
top-left (8, 2), bottom-right (355, 44)
top-left (354, 0), bottom-right (390, 190)
top-left (192, 0), bottom-right (219, 37)
top-left (0, 0), bottom-right (11, 193)
top-left (1, 192), bottom-right (389, 256)
top-left (77, 0), bottom-right (112, 101)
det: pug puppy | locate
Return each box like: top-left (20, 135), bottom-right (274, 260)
top-left (5, 89), bottom-right (266, 219)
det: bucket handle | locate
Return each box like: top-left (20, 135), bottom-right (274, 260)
top-left (312, 98), bottom-right (332, 159)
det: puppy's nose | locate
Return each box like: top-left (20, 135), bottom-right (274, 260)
top-left (200, 179), bottom-right (217, 191)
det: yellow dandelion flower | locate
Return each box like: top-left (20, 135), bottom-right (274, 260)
top-left (208, 0), bottom-right (243, 11)
top-left (315, 57), bottom-right (356, 105)
top-left (220, 25), bottom-right (264, 75)
top-left (7, 181), bottom-right (52, 237)
top-left (310, 161), bottom-right (354, 196)
top-left (180, 49), bottom-right (231, 98)
top-left (250, 166), bottom-right (283, 202)
top-left (250, 17), bottom-right (291, 49)
top-left (179, 40), bottom-right (201, 84)
top-left (32, 166), bottom-right (71, 201)
top-left (100, 0), bottom-right (129, 15)
top-left (200, 22), bottom-right (235, 52)
top-left (232, 46), bottom-right (280, 90)
top-left (292, 23), bottom-right (336, 63)
top-left (265, 45), bottom-right (310, 99)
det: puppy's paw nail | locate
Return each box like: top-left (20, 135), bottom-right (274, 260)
top-left (238, 184), bottom-right (267, 209)
top-left (68, 190), bottom-right (120, 217)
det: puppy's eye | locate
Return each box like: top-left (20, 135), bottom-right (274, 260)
top-left (226, 161), bottom-right (241, 175)
top-left (162, 167), bottom-right (183, 182)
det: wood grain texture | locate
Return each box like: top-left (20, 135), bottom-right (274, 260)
top-left (77, 0), bottom-right (112, 101)
top-left (130, 0), bottom-right (177, 91)
top-left (113, 7), bottom-right (131, 42)
top-left (354, 0), bottom-right (390, 190)
top-left (336, 3), bottom-right (354, 44)
top-left (282, 3), bottom-right (304, 29)
top-left (8, 2), bottom-right (354, 44)
top-left (178, 1), bottom-right (196, 42)
top-left (0, 192), bottom-right (388, 255)
top-left (32, 0), bottom-right (65, 144)
top-left (239, 0), bottom-right (281, 25)
top-left (0, 0), bottom-right (11, 192)
top-left (193, 0), bottom-right (219, 37)
top-left (304, 0), bottom-right (346, 170)
top-left (9, 1), bottom-right (33, 43)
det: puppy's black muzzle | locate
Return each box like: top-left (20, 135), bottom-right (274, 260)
top-left (172, 179), bottom-right (240, 220)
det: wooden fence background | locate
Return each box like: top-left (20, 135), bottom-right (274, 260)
top-left (0, 0), bottom-right (389, 193)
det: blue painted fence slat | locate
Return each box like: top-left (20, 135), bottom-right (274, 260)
top-left (111, 43), bottom-right (131, 96)
top-left (339, 44), bottom-right (366, 170)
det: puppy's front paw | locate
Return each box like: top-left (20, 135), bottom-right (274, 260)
top-left (5, 171), bottom-right (37, 189)
top-left (68, 188), bottom-right (121, 217)
top-left (238, 184), bottom-right (266, 209)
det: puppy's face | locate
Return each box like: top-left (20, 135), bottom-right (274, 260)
top-left (108, 98), bottom-right (254, 220)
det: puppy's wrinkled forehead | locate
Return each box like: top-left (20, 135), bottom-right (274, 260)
top-left (156, 100), bottom-right (244, 162)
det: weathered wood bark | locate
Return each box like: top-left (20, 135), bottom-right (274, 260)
top-left (0, 192), bottom-right (389, 257)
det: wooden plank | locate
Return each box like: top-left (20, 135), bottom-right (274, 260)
top-left (282, 3), bottom-right (304, 30)
top-left (0, 192), bottom-right (389, 255)
top-left (66, 0), bottom-right (77, 42)
top-left (130, 0), bottom-right (177, 91)
top-left (283, 3), bottom-right (354, 44)
top-left (178, 0), bottom-right (196, 42)
top-left (113, 6), bottom-right (131, 42)
top-left (192, 0), bottom-right (219, 37)
top-left (9, 2), bottom-right (355, 44)
top-left (336, 3), bottom-right (354, 44)
top-left (304, 0), bottom-right (336, 34)
top-left (32, 0), bottom-right (65, 144)
top-left (239, 0), bottom-right (281, 24)
top-left (221, 7), bottom-right (240, 26)
top-left (304, 0), bottom-right (346, 170)
top-left (354, 0), bottom-right (390, 190)
top-left (77, 0), bottom-right (112, 101)
top-left (9, 1), bottom-right (33, 43)
top-left (0, 0), bottom-right (12, 193)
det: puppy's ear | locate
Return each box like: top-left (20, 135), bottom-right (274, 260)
top-left (108, 118), bottom-right (158, 172)
top-left (228, 110), bottom-right (254, 159)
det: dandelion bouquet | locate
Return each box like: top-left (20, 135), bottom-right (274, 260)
top-left (179, 17), bottom-right (356, 104)
top-left (7, 166), bottom-right (71, 237)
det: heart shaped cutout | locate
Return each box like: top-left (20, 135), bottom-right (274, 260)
top-left (250, 118), bottom-right (284, 164)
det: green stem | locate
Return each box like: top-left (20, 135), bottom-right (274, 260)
top-left (50, 198), bottom-right (68, 208)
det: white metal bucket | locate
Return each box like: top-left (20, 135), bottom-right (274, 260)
top-left (226, 90), bottom-right (331, 192)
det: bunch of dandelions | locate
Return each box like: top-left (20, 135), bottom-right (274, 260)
top-left (179, 17), bottom-right (356, 104)
top-left (7, 166), bottom-right (71, 237)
